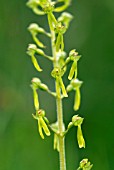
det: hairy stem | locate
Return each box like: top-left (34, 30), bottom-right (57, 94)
top-left (50, 27), bottom-right (66, 170)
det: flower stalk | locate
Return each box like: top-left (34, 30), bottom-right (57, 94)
top-left (26, 0), bottom-right (93, 170)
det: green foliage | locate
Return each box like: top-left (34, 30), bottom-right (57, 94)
top-left (27, 0), bottom-right (93, 170)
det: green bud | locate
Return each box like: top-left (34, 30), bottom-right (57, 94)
top-left (66, 84), bottom-right (73, 92)
top-left (27, 44), bottom-right (37, 56)
top-left (32, 77), bottom-right (41, 88)
top-left (77, 125), bottom-right (85, 148)
top-left (31, 78), bottom-right (49, 91)
top-left (39, 83), bottom-right (49, 91)
top-left (28, 23), bottom-right (44, 34)
top-left (27, 44), bottom-right (46, 56)
top-left (36, 48), bottom-right (45, 56)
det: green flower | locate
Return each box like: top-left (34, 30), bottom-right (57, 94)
top-left (51, 67), bottom-right (68, 97)
top-left (77, 158), bottom-right (93, 170)
top-left (32, 109), bottom-right (51, 139)
top-left (72, 115), bottom-right (85, 148)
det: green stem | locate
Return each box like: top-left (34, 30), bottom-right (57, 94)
top-left (50, 20), bottom-right (66, 170)
top-left (56, 86), bottom-right (66, 170)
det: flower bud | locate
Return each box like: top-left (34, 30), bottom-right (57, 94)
top-left (32, 77), bottom-right (41, 87)
top-left (39, 83), bottom-right (49, 91)
top-left (66, 84), bottom-right (73, 92)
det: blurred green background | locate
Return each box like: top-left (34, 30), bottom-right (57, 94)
top-left (0, 0), bottom-right (114, 170)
